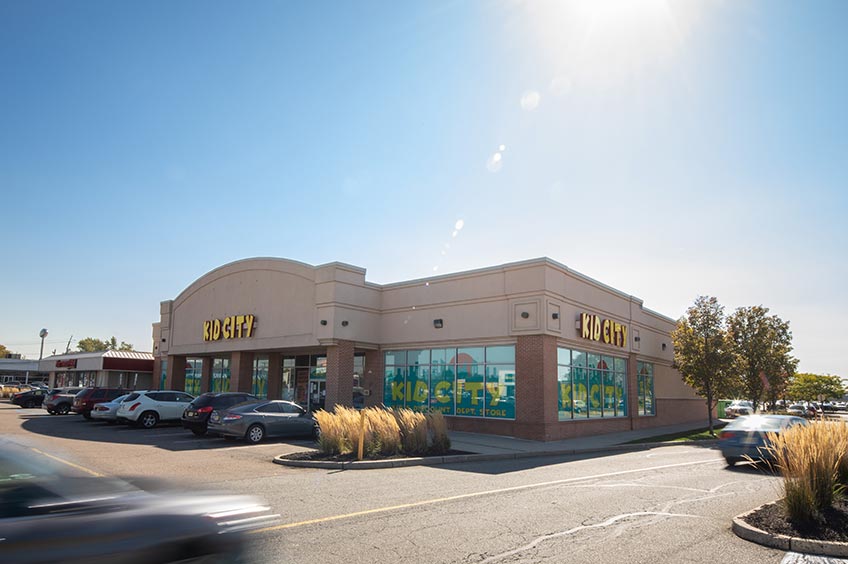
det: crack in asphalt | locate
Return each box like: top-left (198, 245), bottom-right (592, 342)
top-left (475, 511), bottom-right (700, 564)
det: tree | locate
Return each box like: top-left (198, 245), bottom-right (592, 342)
top-left (727, 306), bottom-right (795, 411)
top-left (77, 337), bottom-right (135, 353)
top-left (0, 344), bottom-right (10, 358)
top-left (787, 373), bottom-right (846, 403)
top-left (672, 296), bottom-right (739, 436)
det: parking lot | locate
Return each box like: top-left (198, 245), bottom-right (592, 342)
top-left (0, 402), bottom-right (316, 484)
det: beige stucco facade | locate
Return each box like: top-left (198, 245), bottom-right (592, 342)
top-left (155, 257), bottom-right (704, 440)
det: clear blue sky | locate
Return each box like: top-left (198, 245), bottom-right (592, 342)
top-left (2, 1), bottom-right (845, 378)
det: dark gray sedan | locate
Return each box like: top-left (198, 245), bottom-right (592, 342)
top-left (208, 400), bottom-right (319, 444)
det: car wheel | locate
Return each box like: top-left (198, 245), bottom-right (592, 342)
top-left (139, 411), bottom-right (159, 429)
top-left (245, 424), bottom-right (265, 444)
top-left (56, 404), bottom-right (70, 415)
top-left (312, 424), bottom-right (321, 440)
top-left (47, 409), bottom-right (56, 415)
top-left (725, 457), bottom-right (741, 467)
top-left (83, 412), bottom-right (92, 420)
top-left (191, 426), bottom-right (208, 437)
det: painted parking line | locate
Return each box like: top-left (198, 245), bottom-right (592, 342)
top-left (30, 447), bottom-right (104, 478)
top-left (249, 457), bottom-right (724, 535)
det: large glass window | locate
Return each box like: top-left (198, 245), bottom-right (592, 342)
top-left (281, 357), bottom-right (295, 401)
top-left (558, 347), bottom-right (627, 420)
top-left (252, 354), bottom-right (269, 399)
top-left (384, 345), bottom-right (515, 419)
top-left (185, 358), bottom-right (202, 396)
top-left (212, 357), bottom-right (230, 393)
top-left (637, 362), bottom-right (655, 416)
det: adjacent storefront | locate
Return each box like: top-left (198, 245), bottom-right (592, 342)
top-left (155, 257), bottom-right (702, 441)
top-left (40, 351), bottom-right (154, 390)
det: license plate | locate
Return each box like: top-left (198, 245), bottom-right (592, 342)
top-left (211, 412), bottom-right (219, 422)
top-left (187, 411), bottom-right (195, 417)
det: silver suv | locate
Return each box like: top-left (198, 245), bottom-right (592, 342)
top-left (43, 387), bottom-right (84, 415)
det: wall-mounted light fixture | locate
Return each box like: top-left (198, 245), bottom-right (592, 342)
top-left (574, 319), bottom-right (581, 330)
top-left (433, 319), bottom-right (444, 329)
top-left (634, 336), bottom-right (641, 342)
top-left (161, 338), bottom-right (166, 342)
top-left (662, 343), bottom-right (667, 351)
top-left (552, 312), bottom-right (559, 320)
top-left (341, 320), bottom-right (349, 327)
top-left (520, 311), bottom-right (530, 319)
top-left (320, 320), bottom-right (327, 326)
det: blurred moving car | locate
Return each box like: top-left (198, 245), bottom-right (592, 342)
top-left (43, 388), bottom-right (84, 415)
top-left (10, 388), bottom-right (47, 409)
top-left (181, 392), bottom-right (257, 436)
top-left (208, 400), bottom-right (320, 444)
top-left (0, 438), bottom-right (277, 563)
top-left (718, 414), bottom-right (809, 466)
top-left (724, 400), bottom-right (754, 418)
top-left (90, 393), bottom-right (131, 424)
top-left (72, 388), bottom-right (128, 419)
top-left (116, 390), bottom-right (195, 429)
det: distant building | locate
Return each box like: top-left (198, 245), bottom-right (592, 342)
top-left (39, 350), bottom-right (154, 389)
top-left (0, 358), bottom-right (45, 384)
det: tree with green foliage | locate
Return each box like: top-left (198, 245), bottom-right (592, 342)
top-left (0, 344), bottom-right (10, 358)
top-left (77, 337), bottom-right (134, 352)
top-left (787, 373), bottom-right (846, 403)
top-left (672, 296), bottom-right (739, 436)
top-left (727, 305), bottom-right (795, 411)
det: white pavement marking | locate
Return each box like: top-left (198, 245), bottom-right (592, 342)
top-left (782, 553), bottom-right (848, 563)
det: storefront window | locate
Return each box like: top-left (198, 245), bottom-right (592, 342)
top-left (185, 359), bottom-right (202, 396)
top-left (212, 357), bottom-right (230, 393)
top-left (252, 354), bottom-right (269, 399)
top-left (159, 358), bottom-right (167, 390)
top-left (281, 357), bottom-right (295, 401)
top-left (637, 362), bottom-right (655, 416)
top-left (384, 345), bottom-right (515, 419)
top-left (558, 347), bottom-right (627, 420)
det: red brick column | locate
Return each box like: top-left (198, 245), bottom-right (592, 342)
top-left (515, 335), bottom-right (558, 440)
top-left (628, 353), bottom-right (639, 428)
top-left (325, 340), bottom-right (355, 409)
top-left (267, 353), bottom-right (282, 399)
top-left (201, 358), bottom-right (212, 393)
top-left (362, 348), bottom-right (384, 407)
top-left (166, 355), bottom-right (186, 391)
top-left (230, 352), bottom-right (254, 393)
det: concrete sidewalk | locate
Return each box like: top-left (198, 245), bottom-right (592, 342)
top-left (448, 419), bottom-right (722, 455)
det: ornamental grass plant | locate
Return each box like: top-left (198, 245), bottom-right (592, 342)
top-left (313, 406), bottom-right (449, 458)
top-left (763, 421), bottom-right (848, 525)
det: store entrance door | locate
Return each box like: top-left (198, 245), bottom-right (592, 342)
top-left (308, 380), bottom-right (326, 412)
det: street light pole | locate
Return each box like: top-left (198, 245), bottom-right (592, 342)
top-left (36, 328), bottom-right (48, 386)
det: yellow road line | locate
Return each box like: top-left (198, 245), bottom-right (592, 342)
top-left (250, 457), bottom-right (722, 535)
top-left (30, 447), bottom-right (105, 477)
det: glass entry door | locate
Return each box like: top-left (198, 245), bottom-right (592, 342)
top-left (308, 380), bottom-right (326, 412)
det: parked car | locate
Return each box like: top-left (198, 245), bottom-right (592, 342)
top-left (43, 388), bottom-right (84, 415)
top-left (208, 400), bottom-right (320, 444)
top-left (718, 414), bottom-right (809, 466)
top-left (724, 400), bottom-right (754, 418)
top-left (116, 390), bottom-right (195, 429)
top-left (72, 388), bottom-right (129, 419)
top-left (90, 393), bottom-right (131, 424)
top-left (0, 438), bottom-right (276, 563)
top-left (787, 403), bottom-right (819, 418)
top-left (10, 388), bottom-right (47, 408)
top-left (181, 392), bottom-right (257, 436)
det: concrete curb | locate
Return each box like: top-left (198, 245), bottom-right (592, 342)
top-left (272, 439), bottom-right (718, 470)
top-left (732, 502), bottom-right (848, 557)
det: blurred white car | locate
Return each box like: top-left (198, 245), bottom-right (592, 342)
top-left (724, 400), bottom-right (754, 418)
top-left (116, 390), bottom-right (195, 429)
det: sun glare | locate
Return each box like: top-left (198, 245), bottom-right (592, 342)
top-left (514, 0), bottom-right (702, 90)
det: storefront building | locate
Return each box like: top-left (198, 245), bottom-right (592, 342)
top-left (155, 257), bottom-right (703, 441)
top-left (41, 351), bottom-right (154, 390)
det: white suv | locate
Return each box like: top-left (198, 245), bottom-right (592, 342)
top-left (117, 390), bottom-right (195, 429)
top-left (724, 400), bottom-right (754, 418)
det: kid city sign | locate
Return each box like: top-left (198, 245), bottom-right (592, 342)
top-left (578, 312), bottom-right (628, 348)
top-left (202, 314), bottom-right (256, 341)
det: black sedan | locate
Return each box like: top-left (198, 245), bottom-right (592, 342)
top-left (10, 389), bottom-right (47, 408)
top-left (208, 400), bottom-right (319, 444)
top-left (181, 392), bottom-right (257, 436)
